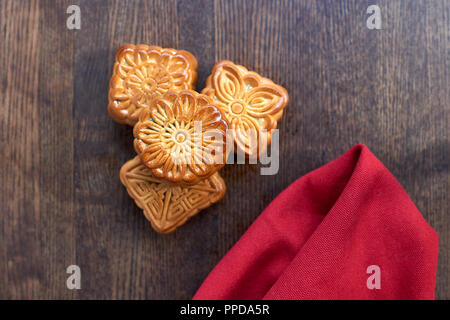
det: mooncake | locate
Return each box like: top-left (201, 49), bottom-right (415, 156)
top-left (202, 60), bottom-right (288, 158)
top-left (120, 156), bottom-right (226, 234)
top-left (133, 90), bottom-right (229, 185)
top-left (108, 44), bottom-right (198, 126)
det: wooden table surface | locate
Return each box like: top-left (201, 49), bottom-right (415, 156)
top-left (1, 0), bottom-right (448, 299)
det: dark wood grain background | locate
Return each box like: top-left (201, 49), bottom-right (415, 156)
top-left (0, 0), bottom-right (448, 299)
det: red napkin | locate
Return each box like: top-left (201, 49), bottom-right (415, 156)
top-left (193, 145), bottom-right (439, 300)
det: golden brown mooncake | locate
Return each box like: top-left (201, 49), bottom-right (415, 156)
top-left (108, 44), bottom-right (198, 126)
top-left (133, 90), bottom-right (229, 186)
top-left (202, 60), bottom-right (288, 158)
top-left (120, 156), bottom-right (226, 234)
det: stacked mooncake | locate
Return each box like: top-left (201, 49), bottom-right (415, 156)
top-left (108, 44), bottom-right (288, 233)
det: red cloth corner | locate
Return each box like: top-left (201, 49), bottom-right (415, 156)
top-left (193, 145), bottom-right (439, 300)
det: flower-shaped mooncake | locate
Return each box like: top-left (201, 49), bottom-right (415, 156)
top-left (120, 156), bottom-right (226, 234)
top-left (108, 44), bottom-right (198, 126)
top-left (202, 60), bottom-right (288, 158)
top-left (133, 90), bottom-right (229, 185)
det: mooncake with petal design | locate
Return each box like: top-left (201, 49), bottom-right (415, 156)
top-left (202, 60), bottom-right (288, 158)
top-left (120, 156), bottom-right (226, 234)
top-left (133, 90), bottom-right (229, 185)
top-left (108, 44), bottom-right (198, 126)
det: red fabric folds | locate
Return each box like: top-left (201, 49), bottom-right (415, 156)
top-left (193, 145), bottom-right (439, 300)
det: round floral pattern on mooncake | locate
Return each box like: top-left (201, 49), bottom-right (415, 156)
top-left (133, 90), bottom-right (229, 185)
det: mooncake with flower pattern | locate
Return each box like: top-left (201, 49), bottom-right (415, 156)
top-left (202, 60), bottom-right (288, 158)
top-left (133, 90), bottom-right (229, 185)
top-left (108, 44), bottom-right (198, 126)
